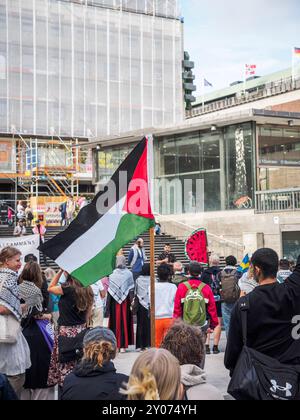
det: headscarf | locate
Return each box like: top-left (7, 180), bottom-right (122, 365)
top-left (108, 256), bottom-right (134, 304)
top-left (19, 280), bottom-right (43, 318)
top-left (0, 268), bottom-right (22, 321)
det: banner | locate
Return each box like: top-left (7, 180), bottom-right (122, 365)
top-left (30, 196), bottom-right (66, 226)
top-left (0, 234), bottom-right (40, 267)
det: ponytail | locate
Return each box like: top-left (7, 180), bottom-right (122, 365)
top-left (121, 369), bottom-right (160, 401)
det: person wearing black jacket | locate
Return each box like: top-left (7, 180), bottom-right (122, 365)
top-left (225, 249), bottom-right (300, 376)
top-left (201, 255), bottom-right (222, 355)
top-left (0, 374), bottom-right (18, 400)
top-left (61, 327), bottom-right (128, 400)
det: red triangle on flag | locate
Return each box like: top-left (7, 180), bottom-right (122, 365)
top-left (123, 139), bottom-right (154, 220)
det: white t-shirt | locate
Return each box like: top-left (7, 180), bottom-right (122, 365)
top-left (154, 282), bottom-right (177, 319)
top-left (91, 280), bottom-right (105, 309)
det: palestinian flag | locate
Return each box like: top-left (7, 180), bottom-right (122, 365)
top-left (40, 137), bottom-right (155, 287)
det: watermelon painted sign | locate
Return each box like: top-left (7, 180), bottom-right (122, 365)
top-left (185, 228), bottom-right (209, 266)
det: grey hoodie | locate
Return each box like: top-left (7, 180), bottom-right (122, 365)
top-left (181, 364), bottom-right (224, 400)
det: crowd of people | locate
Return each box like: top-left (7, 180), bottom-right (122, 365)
top-left (0, 236), bottom-right (299, 401)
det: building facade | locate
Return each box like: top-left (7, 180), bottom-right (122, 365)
top-left (0, 0), bottom-right (184, 208)
top-left (0, 0), bottom-right (183, 138)
top-left (92, 68), bottom-right (300, 261)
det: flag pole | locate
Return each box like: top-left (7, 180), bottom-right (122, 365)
top-left (147, 134), bottom-right (156, 348)
top-left (150, 226), bottom-right (156, 348)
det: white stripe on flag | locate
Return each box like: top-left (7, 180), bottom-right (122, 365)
top-left (56, 197), bottom-right (126, 274)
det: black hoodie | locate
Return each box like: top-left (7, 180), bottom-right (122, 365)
top-left (225, 256), bottom-right (300, 376)
top-left (61, 360), bottom-right (128, 401)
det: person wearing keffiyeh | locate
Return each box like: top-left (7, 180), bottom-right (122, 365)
top-left (107, 256), bottom-right (135, 352)
top-left (18, 262), bottom-right (55, 400)
top-left (0, 247), bottom-right (31, 398)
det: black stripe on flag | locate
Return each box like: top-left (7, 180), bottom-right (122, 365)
top-left (40, 137), bottom-right (147, 261)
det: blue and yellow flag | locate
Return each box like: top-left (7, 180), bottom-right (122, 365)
top-left (237, 254), bottom-right (250, 273)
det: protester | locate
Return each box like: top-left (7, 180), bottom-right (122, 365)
top-left (157, 244), bottom-right (177, 269)
top-left (0, 373), bottom-right (18, 400)
top-left (277, 259), bottom-right (292, 284)
top-left (59, 201), bottom-right (67, 227)
top-left (225, 250), bottom-right (300, 378)
top-left (0, 247), bottom-right (31, 398)
top-left (201, 255), bottom-right (223, 355)
top-left (135, 263), bottom-right (151, 351)
top-left (61, 328), bottom-right (128, 400)
top-left (19, 262), bottom-right (54, 400)
top-left (47, 270), bottom-right (94, 389)
top-left (121, 348), bottom-right (183, 400)
top-left (238, 266), bottom-right (257, 297)
top-left (171, 262), bottom-right (187, 287)
top-left (16, 201), bottom-right (25, 221)
top-left (33, 220), bottom-right (48, 267)
top-left (44, 268), bottom-right (59, 327)
top-left (78, 196), bottom-right (88, 210)
top-left (107, 256), bottom-right (134, 353)
top-left (89, 280), bottom-right (106, 328)
top-left (25, 205), bottom-right (34, 227)
top-left (173, 261), bottom-right (218, 338)
top-left (154, 264), bottom-right (177, 348)
top-left (66, 197), bottom-right (76, 225)
top-left (161, 322), bottom-right (224, 400)
top-left (13, 220), bottom-right (27, 237)
top-left (154, 222), bottom-right (162, 236)
top-left (7, 207), bottom-right (14, 226)
top-left (128, 238), bottom-right (147, 281)
top-left (220, 255), bottom-right (240, 338)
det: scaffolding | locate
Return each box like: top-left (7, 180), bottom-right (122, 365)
top-left (0, 134), bottom-right (93, 211)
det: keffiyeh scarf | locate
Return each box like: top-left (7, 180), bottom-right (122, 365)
top-left (0, 268), bottom-right (22, 321)
top-left (136, 275), bottom-right (150, 310)
top-left (108, 268), bottom-right (134, 304)
top-left (19, 280), bottom-right (43, 318)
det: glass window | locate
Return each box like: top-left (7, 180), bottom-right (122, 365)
top-left (201, 133), bottom-right (220, 171)
top-left (258, 167), bottom-right (300, 191)
top-left (158, 138), bottom-right (176, 176)
top-left (258, 126), bottom-right (300, 167)
top-left (177, 132), bottom-right (200, 174)
top-left (96, 145), bottom-right (134, 183)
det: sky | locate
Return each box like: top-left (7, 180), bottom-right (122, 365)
top-left (180, 0), bottom-right (300, 94)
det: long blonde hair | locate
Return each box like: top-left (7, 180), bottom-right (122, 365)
top-left (121, 348), bottom-right (181, 401)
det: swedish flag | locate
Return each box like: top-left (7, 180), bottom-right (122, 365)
top-left (238, 254), bottom-right (250, 273)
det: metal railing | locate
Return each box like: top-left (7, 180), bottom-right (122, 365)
top-left (256, 188), bottom-right (300, 213)
top-left (188, 75), bottom-right (300, 118)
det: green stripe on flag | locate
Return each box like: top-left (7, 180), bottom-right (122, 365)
top-left (71, 214), bottom-right (155, 287)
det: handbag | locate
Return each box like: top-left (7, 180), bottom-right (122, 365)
top-left (228, 297), bottom-right (300, 400)
top-left (58, 329), bottom-right (89, 364)
top-left (0, 279), bottom-right (20, 344)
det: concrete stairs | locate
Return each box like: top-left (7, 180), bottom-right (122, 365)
top-left (0, 225), bottom-right (227, 272)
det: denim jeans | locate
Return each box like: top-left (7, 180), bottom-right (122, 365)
top-left (222, 303), bottom-right (235, 338)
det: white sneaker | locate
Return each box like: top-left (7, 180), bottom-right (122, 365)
top-left (120, 348), bottom-right (126, 354)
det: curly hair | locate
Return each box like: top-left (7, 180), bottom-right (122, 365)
top-left (161, 321), bottom-right (205, 367)
top-left (83, 341), bottom-right (116, 368)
